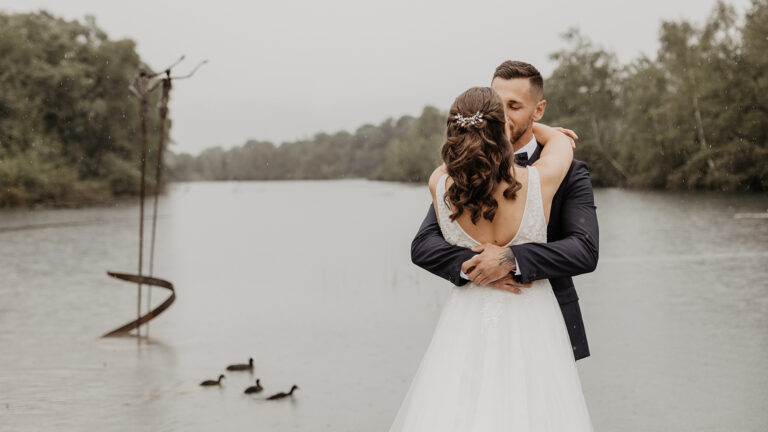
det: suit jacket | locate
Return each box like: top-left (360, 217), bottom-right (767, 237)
top-left (410, 143), bottom-right (599, 360)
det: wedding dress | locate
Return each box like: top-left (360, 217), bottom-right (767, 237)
top-left (389, 166), bottom-right (593, 431)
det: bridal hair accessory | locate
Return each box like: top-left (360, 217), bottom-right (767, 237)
top-left (453, 111), bottom-right (484, 127)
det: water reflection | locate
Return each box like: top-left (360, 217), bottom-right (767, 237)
top-left (1, 181), bottom-right (767, 431)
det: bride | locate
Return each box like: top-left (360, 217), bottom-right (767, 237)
top-left (389, 87), bottom-right (593, 431)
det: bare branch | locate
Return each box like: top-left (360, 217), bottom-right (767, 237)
top-left (170, 59), bottom-right (209, 80)
top-left (160, 54), bottom-right (186, 74)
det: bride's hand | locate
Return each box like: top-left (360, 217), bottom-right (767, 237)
top-left (532, 123), bottom-right (578, 149)
top-left (554, 126), bottom-right (578, 149)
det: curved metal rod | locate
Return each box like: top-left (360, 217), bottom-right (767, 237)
top-left (102, 271), bottom-right (176, 338)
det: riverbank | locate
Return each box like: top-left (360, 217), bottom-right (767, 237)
top-left (0, 186), bottom-right (167, 210)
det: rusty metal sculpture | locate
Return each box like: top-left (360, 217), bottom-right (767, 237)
top-left (102, 273), bottom-right (176, 337)
top-left (103, 56), bottom-right (207, 338)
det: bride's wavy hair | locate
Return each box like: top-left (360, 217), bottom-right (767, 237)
top-left (441, 87), bottom-right (521, 224)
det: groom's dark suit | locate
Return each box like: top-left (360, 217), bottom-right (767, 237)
top-left (410, 143), bottom-right (599, 360)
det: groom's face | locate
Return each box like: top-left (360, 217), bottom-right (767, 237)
top-left (491, 77), bottom-right (546, 146)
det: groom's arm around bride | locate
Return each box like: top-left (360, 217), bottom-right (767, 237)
top-left (411, 153), bottom-right (598, 360)
top-left (410, 61), bottom-right (599, 360)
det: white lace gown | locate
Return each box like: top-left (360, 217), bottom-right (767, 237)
top-left (389, 166), bottom-right (593, 431)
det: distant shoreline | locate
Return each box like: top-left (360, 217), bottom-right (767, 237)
top-left (3, 180), bottom-right (766, 212)
top-left (0, 191), bottom-right (158, 211)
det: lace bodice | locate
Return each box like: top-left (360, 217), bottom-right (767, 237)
top-left (434, 166), bottom-right (547, 249)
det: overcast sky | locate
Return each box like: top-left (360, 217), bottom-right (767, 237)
top-left (1, 0), bottom-right (754, 155)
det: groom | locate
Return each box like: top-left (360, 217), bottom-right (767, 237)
top-left (411, 60), bottom-right (599, 360)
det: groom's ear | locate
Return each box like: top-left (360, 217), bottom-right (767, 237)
top-left (532, 99), bottom-right (547, 122)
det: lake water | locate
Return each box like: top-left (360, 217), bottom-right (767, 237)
top-left (1, 180), bottom-right (767, 431)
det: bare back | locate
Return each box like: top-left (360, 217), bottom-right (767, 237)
top-left (430, 165), bottom-right (549, 248)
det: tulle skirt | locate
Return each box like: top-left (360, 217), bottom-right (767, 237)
top-left (389, 281), bottom-right (593, 431)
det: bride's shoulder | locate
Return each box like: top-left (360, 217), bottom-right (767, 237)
top-left (509, 165), bottom-right (529, 184)
top-left (428, 164), bottom-right (448, 196)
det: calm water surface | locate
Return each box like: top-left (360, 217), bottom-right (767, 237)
top-left (1, 181), bottom-right (767, 431)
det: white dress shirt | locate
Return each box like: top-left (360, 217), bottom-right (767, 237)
top-left (459, 135), bottom-right (536, 280)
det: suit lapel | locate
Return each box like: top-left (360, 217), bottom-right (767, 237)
top-left (527, 142), bottom-right (544, 164)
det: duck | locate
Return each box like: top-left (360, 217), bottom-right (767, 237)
top-left (266, 385), bottom-right (299, 400)
top-left (226, 357), bottom-right (254, 371)
top-left (199, 374), bottom-right (225, 386)
top-left (244, 378), bottom-right (264, 394)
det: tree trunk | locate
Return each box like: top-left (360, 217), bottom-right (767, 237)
top-left (689, 70), bottom-right (716, 170)
top-left (590, 115), bottom-right (629, 179)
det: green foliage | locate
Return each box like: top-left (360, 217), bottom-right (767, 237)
top-left (372, 107), bottom-right (445, 183)
top-left (168, 110), bottom-right (438, 182)
top-left (4, 2), bottom-right (767, 200)
top-left (546, 29), bottom-right (626, 187)
top-left (544, 0), bottom-right (768, 191)
top-left (0, 11), bottom-right (166, 206)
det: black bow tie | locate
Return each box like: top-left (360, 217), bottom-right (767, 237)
top-left (515, 152), bottom-right (530, 166)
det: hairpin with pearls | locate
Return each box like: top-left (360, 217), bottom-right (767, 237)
top-left (453, 111), bottom-right (484, 127)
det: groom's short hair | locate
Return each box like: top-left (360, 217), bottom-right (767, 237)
top-left (493, 61), bottom-right (543, 99)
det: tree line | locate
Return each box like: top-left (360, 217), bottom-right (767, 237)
top-left (0, 11), bottom-right (165, 207)
top-left (1, 1), bottom-right (766, 210)
top-left (170, 0), bottom-right (768, 191)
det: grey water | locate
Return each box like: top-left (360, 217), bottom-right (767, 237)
top-left (1, 180), bottom-right (767, 431)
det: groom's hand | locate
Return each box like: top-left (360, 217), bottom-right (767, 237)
top-left (462, 243), bottom-right (517, 285)
top-left (488, 274), bottom-right (532, 294)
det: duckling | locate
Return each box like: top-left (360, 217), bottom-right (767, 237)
top-left (266, 385), bottom-right (299, 400)
top-left (200, 374), bottom-right (225, 386)
top-left (226, 357), bottom-right (254, 371)
top-left (244, 378), bottom-right (264, 394)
